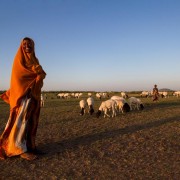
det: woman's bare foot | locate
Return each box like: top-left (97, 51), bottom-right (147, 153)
top-left (0, 148), bottom-right (6, 160)
top-left (20, 152), bottom-right (37, 160)
top-left (0, 154), bottom-right (6, 160)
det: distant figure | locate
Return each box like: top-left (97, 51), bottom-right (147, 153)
top-left (152, 84), bottom-right (159, 102)
top-left (0, 37), bottom-right (46, 161)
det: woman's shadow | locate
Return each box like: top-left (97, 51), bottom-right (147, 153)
top-left (38, 115), bottom-right (179, 156)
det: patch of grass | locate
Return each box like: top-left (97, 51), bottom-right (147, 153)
top-left (0, 93), bottom-right (180, 179)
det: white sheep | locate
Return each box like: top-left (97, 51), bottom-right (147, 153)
top-left (71, 93), bottom-right (75, 98)
top-left (159, 91), bottom-right (168, 98)
top-left (140, 91), bottom-right (150, 98)
top-left (75, 93), bottom-right (83, 98)
top-left (79, 99), bottom-right (87, 115)
top-left (128, 97), bottom-right (144, 111)
top-left (87, 97), bottom-right (95, 115)
top-left (111, 96), bottom-right (130, 113)
top-left (173, 91), bottom-right (180, 97)
top-left (96, 93), bottom-right (102, 99)
top-left (75, 93), bottom-right (80, 98)
top-left (111, 95), bottom-right (125, 101)
top-left (96, 99), bottom-right (117, 118)
top-left (64, 93), bottom-right (71, 99)
top-left (102, 92), bottom-right (109, 98)
top-left (121, 92), bottom-right (128, 98)
top-left (57, 93), bottom-right (64, 98)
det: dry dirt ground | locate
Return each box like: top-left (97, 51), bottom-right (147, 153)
top-left (0, 93), bottom-right (180, 179)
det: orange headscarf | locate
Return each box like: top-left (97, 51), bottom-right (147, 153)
top-left (0, 38), bottom-right (46, 109)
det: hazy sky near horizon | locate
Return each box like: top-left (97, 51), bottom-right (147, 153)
top-left (0, 0), bottom-right (180, 92)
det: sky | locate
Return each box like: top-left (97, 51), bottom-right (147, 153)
top-left (0, 0), bottom-right (180, 92)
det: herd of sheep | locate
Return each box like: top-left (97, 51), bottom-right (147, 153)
top-left (41, 91), bottom-right (180, 118)
top-left (79, 95), bottom-right (144, 118)
top-left (57, 91), bottom-right (180, 100)
top-left (57, 92), bottom-right (128, 99)
top-left (140, 90), bottom-right (180, 98)
top-left (77, 90), bottom-right (180, 118)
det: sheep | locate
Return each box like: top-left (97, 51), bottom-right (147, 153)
top-left (111, 95), bottom-right (125, 101)
top-left (113, 99), bottom-right (124, 113)
top-left (159, 91), bottom-right (168, 98)
top-left (75, 93), bottom-right (83, 98)
top-left (96, 99), bottom-right (117, 118)
top-left (79, 100), bottom-right (87, 115)
top-left (71, 93), bottom-right (75, 98)
top-left (88, 92), bottom-right (92, 97)
top-left (121, 92), bottom-right (128, 98)
top-left (140, 91), bottom-right (150, 98)
top-left (57, 93), bottom-right (64, 98)
top-left (87, 97), bottom-right (95, 115)
top-left (111, 96), bottom-right (130, 113)
top-left (79, 93), bottom-right (83, 98)
top-left (128, 97), bottom-right (144, 111)
top-left (173, 91), bottom-right (180, 97)
top-left (102, 92), bottom-right (109, 98)
top-left (64, 93), bottom-right (71, 99)
top-left (96, 93), bottom-right (102, 99)
top-left (75, 93), bottom-right (79, 98)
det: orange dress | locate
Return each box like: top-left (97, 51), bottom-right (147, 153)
top-left (0, 38), bottom-right (46, 159)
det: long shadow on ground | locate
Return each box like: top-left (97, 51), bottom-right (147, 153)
top-left (39, 116), bottom-right (179, 156)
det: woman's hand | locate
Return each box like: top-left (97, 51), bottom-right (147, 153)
top-left (36, 73), bottom-right (46, 81)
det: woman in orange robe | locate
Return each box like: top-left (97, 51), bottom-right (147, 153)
top-left (0, 37), bottom-right (46, 160)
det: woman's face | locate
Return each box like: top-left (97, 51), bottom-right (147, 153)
top-left (22, 39), bottom-right (33, 53)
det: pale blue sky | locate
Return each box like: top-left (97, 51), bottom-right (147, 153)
top-left (0, 0), bottom-right (180, 91)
